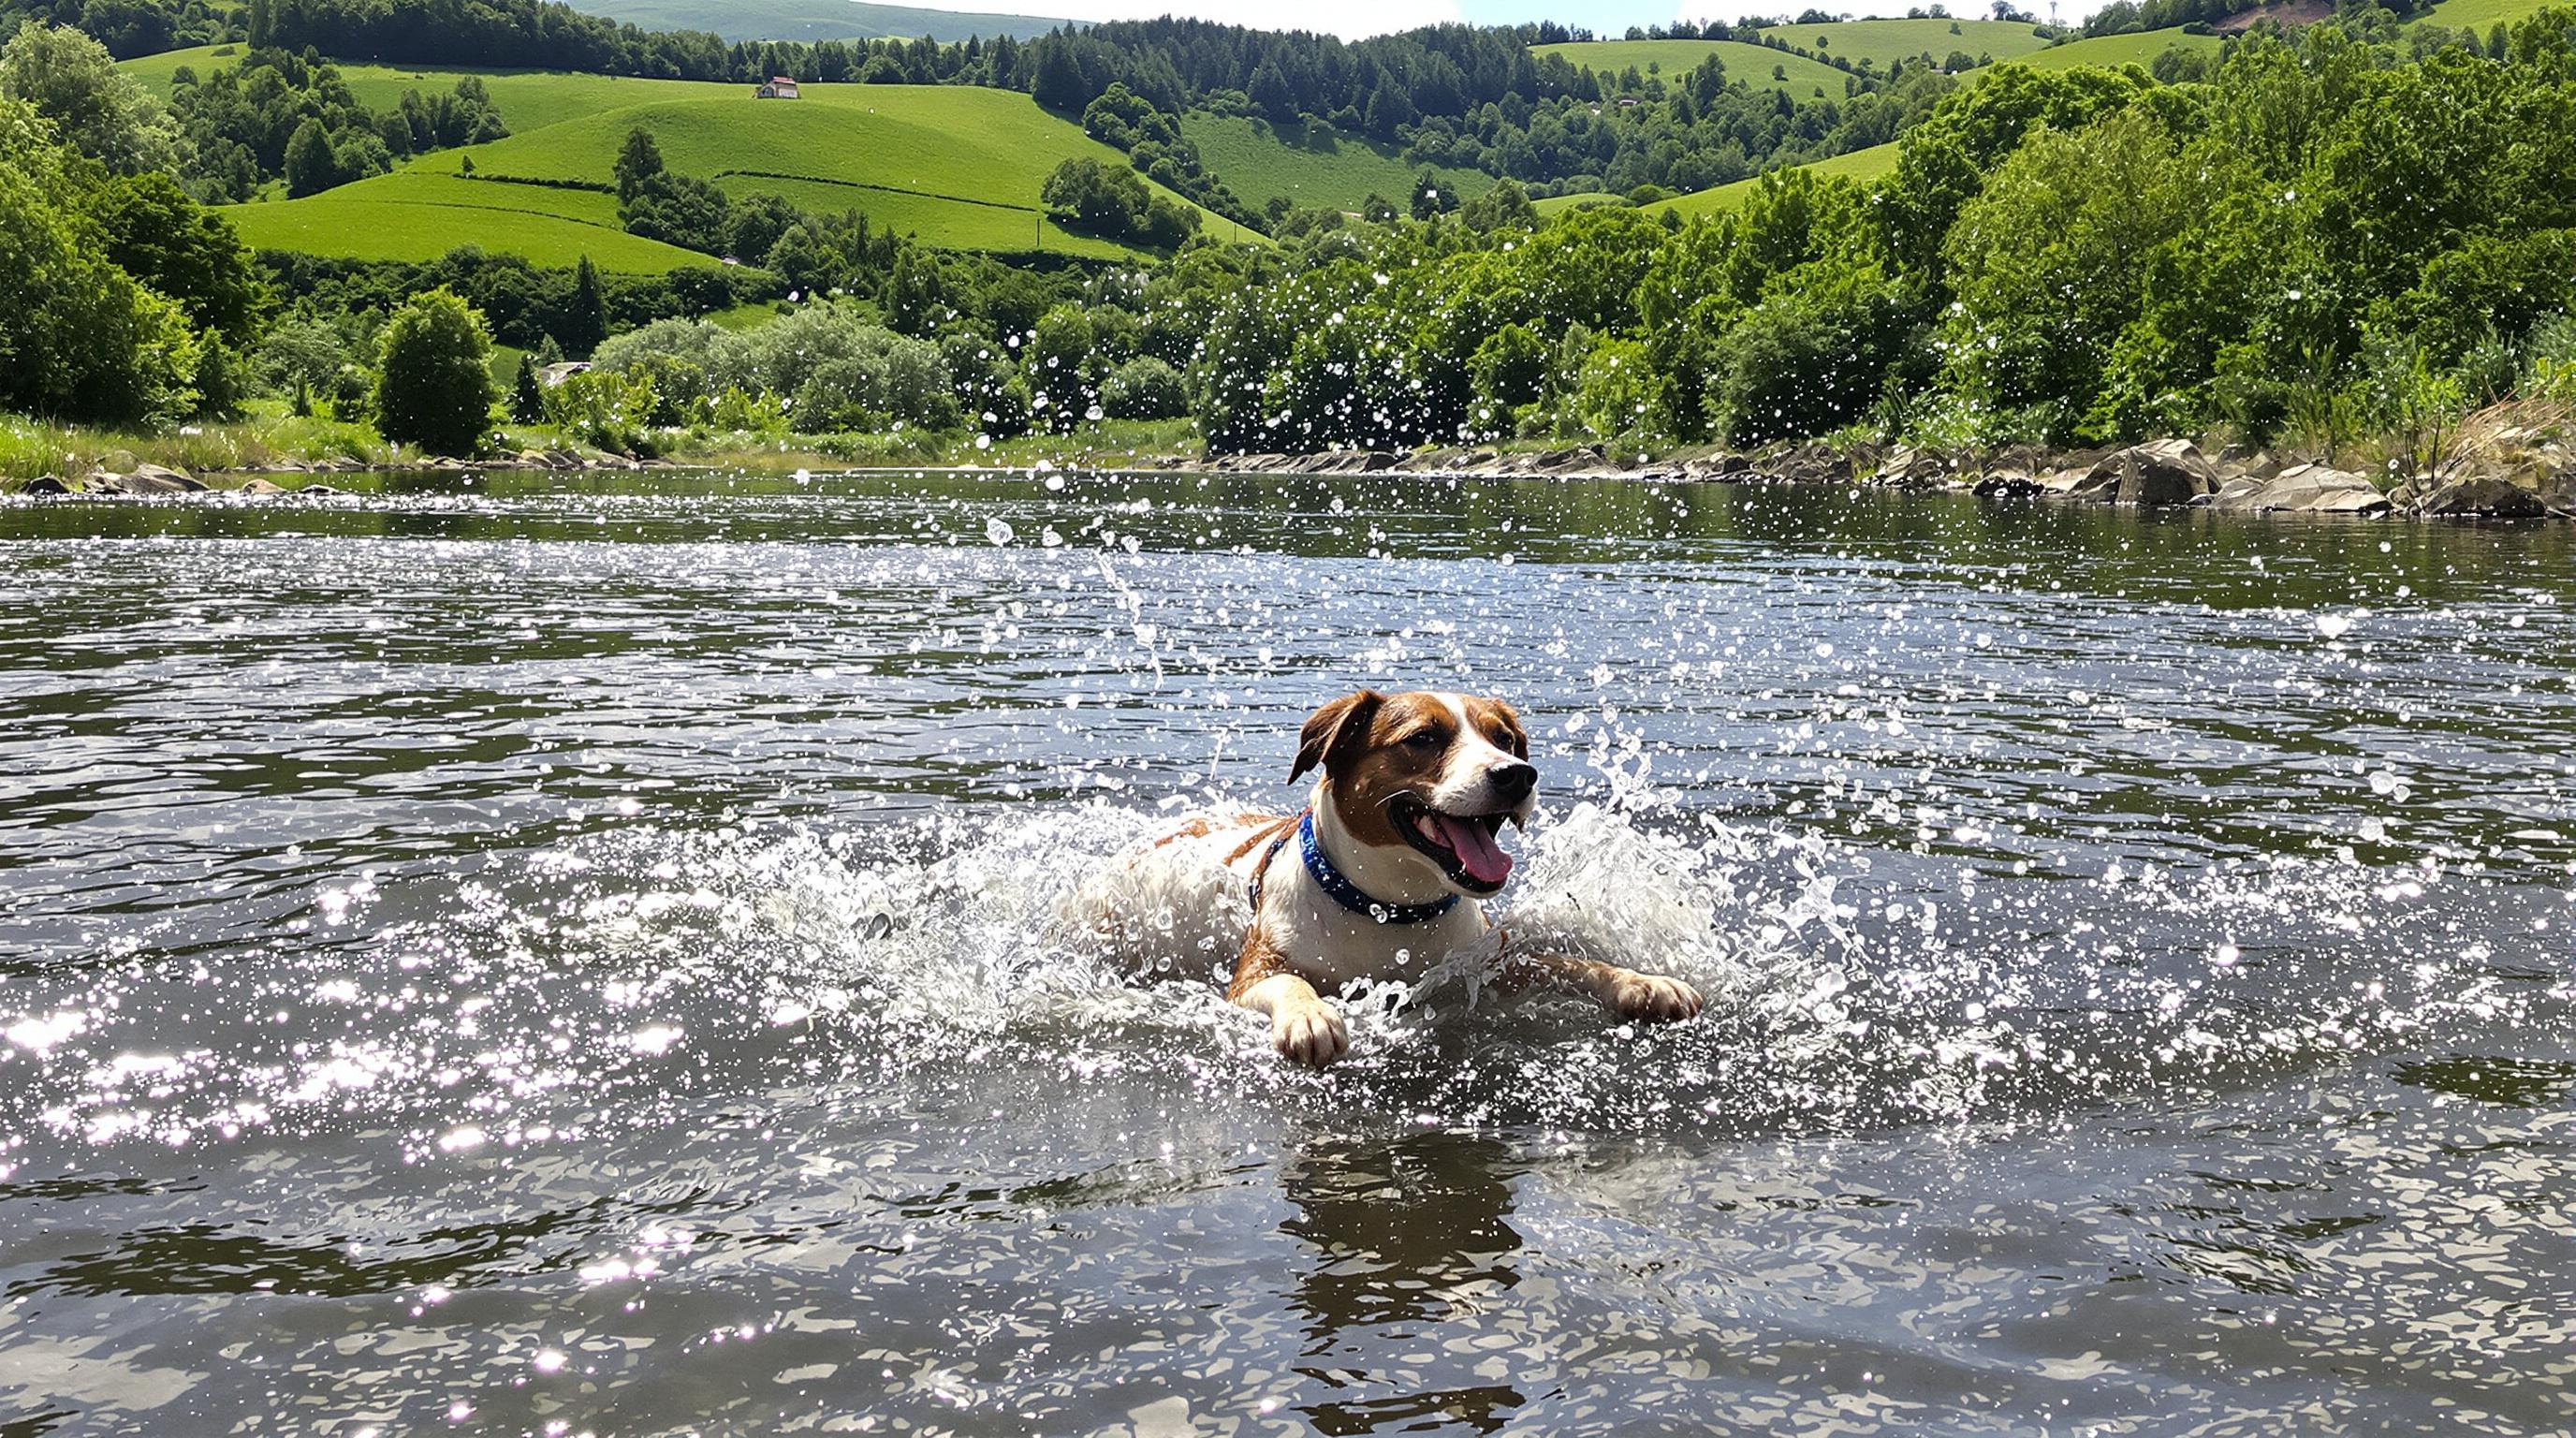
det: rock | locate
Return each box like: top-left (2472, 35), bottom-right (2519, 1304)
top-left (126, 462), bottom-right (207, 492)
top-left (22, 474), bottom-right (73, 495)
top-left (2412, 476), bottom-right (2549, 519)
top-left (2113, 439), bottom-right (2220, 506)
top-left (2053, 458), bottom-right (2125, 499)
top-left (95, 448), bottom-right (139, 475)
top-left (1873, 447), bottom-right (1959, 490)
top-left (1973, 470), bottom-right (2043, 498)
top-left (2208, 462), bottom-right (2389, 516)
top-left (238, 477), bottom-right (290, 496)
top-left (297, 483), bottom-right (346, 496)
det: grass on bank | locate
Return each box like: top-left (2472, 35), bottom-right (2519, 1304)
top-left (0, 404), bottom-right (1204, 484)
top-left (1, 406), bottom-right (397, 481)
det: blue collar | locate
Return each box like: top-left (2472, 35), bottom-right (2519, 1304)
top-left (1252, 810), bottom-right (1460, 926)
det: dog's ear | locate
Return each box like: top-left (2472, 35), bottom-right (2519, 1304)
top-left (1291, 690), bottom-right (1383, 783)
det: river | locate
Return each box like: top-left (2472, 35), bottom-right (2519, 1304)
top-left (3, 470), bottom-right (2570, 1435)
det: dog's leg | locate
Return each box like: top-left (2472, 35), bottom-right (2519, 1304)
top-left (1229, 932), bottom-right (1348, 1067)
top-left (1502, 950), bottom-right (1703, 1023)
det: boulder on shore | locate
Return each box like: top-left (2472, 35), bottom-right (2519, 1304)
top-left (2113, 439), bottom-right (2220, 506)
top-left (22, 475), bottom-right (73, 495)
top-left (2412, 476), bottom-right (2549, 518)
top-left (2208, 462), bottom-right (2390, 516)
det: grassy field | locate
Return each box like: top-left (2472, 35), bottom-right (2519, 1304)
top-left (225, 171), bottom-right (710, 270)
top-left (1533, 191), bottom-right (1623, 215)
top-left (1653, 141), bottom-right (1901, 220)
top-left (1530, 39), bottom-right (1855, 99)
top-left (562, 0), bottom-right (1063, 42)
top-left (1997, 28), bottom-right (2224, 71)
top-left (1755, 17), bottom-right (2056, 69)
top-left (168, 71), bottom-right (1237, 266)
top-left (2411, 0), bottom-right (2561, 28)
top-left (1179, 113), bottom-right (1490, 215)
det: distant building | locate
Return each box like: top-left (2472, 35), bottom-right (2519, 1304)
top-left (755, 77), bottom-right (801, 99)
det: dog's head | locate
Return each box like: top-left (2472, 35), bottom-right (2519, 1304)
top-left (1289, 689), bottom-right (1536, 897)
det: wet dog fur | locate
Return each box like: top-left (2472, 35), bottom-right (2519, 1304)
top-left (1074, 689), bottom-right (1702, 1066)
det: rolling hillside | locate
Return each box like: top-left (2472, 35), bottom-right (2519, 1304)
top-left (1529, 39), bottom-right (1855, 99)
top-left (563, 0), bottom-right (1068, 42)
top-left (1998, 28), bottom-right (2223, 70)
top-left (168, 74), bottom-right (1246, 268)
top-left (1179, 113), bottom-right (1491, 215)
top-left (226, 170), bottom-right (708, 269)
top-left (1653, 141), bottom-right (1902, 220)
top-left (1753, 17), bottom-right (2056, 68)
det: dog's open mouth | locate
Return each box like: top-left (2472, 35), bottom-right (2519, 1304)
top-left (1388, 794), bottom-right (1515, 893)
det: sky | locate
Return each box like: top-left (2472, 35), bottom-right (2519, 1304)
top-left (981, 0), bottom-right (1835, 40)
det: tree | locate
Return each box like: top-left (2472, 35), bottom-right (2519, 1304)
top-left (0, 22), bottom-right (189, 175)
top-left (613, 125), bottom-right (664, 204)
top-left (283, 117), bottom-right (339, 197)
top-left (562, 255), bottom-right (607, 358)
top-left (374, 287), bottom-right (499, 455)
top-left (0, 101), bottom-right (200, 425)
top-left (510, 351), bottom-right (544, 422)
top-left (89, 169), bottom-right (266, 342)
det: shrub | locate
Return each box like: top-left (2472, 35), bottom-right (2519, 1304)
top-left (374, 286), bottom-right (498, 455)
top-left (1101, 356), bottom-right (1187, 419)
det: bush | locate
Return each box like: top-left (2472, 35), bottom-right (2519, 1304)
top-left (739, 304), bottom-right (956, 434)
top-left (373, 286), bottom-right (498, 455)
top-left (1101, 356), bottom-right (1187, 419)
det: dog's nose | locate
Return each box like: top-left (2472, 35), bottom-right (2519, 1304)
top-left (1489, 763), bottom-right (1536, 803)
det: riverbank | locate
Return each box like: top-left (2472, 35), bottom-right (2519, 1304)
top-left (9, 406), bottom-right (2572, 521)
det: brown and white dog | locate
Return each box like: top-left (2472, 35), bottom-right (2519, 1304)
top-left (1073, 689), bottom-right (1703, 1066)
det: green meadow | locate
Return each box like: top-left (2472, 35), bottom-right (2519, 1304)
top-left (1529, 39), bottom-right (1855, 98)
top-left (1997, 28), bottom-right (2224, 71)
top-left (1653, 140), bottom-right (1901, 220)
top-left (1753, 18), bottom-right (2056, 68)
top-left (224, 171), bottom-right (710, 269)
top-left (160, 70), bottom-right (1238, 266)
top-left (1179, 113), bottom-right (1491, 215)
top-left (2411, 0), bottom-right (2563, 28)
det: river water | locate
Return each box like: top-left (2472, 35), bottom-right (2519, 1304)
top-left (2, 470), bottom-right (2570, 1436)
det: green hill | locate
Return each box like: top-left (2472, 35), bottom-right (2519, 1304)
top-left (1653, 141), bottom-right (1901, 220)
top-left (226, 172), bottom-right (709, 270)
top-left (208, 81), bottom-right (1244, 268)
top-left (1998, 28), bottom-right (2222, 71)
top-left (1529, 39), bottom-right (1854, 99)
top-left (2410, 0), bottom-right (2561, 27)
top-left (1180, 113), bottom-right (1491, 215)
top-left (1755, 17), bottom-right (2056, 69)
top-left (563, 0), bottom-right (1067, 42)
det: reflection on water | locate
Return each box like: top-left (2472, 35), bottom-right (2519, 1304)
top-left (2, 469), bottom-right (2571, 1435)
top-left (1283, 1133), bottom-right (1527, 1435)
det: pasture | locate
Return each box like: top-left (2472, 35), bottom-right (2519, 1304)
top-left (1178, 113), bottom-right (1491, 216)
top-left (1653, 140), bottom-right (1901, 221)
top-left (1530, 39), bottom-right (1856, 99)
top-left (1754, 17), bottom-right (2056, 69)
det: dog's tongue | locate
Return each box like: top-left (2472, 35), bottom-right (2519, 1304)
top-left (1434, 814), bottom-right (1514, 887)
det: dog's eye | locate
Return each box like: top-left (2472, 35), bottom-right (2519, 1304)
top-left (1402, 729), bottom-right (1443, 750)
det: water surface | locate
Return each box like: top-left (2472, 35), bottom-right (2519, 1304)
top-left (3, 471), bottom-right (2571, 1435)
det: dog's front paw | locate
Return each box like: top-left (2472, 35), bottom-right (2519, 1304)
top-left (1272, 1001), bottom-right (1349, 1067)
top-left (1603, 970), bottom-right (1703, 1023)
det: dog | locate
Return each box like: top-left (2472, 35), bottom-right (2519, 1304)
top-left (1074, 689), bottom-right (1703, 1066)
